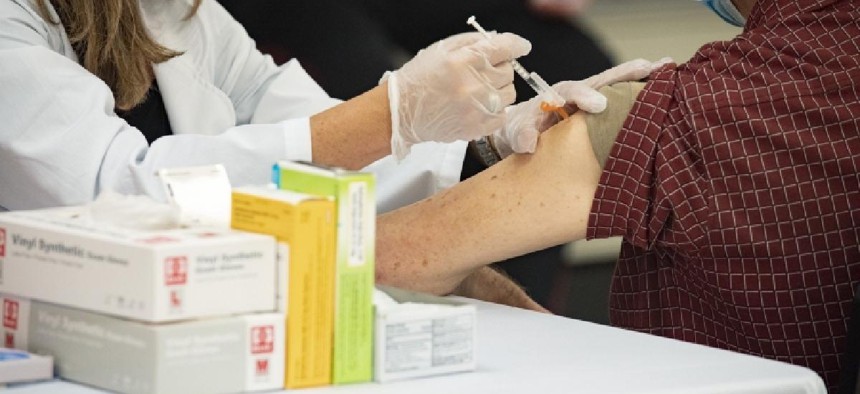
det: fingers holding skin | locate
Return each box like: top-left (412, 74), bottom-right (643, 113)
top-left (554, 57), bottom-right (673, 114)
top-left (583, 57), bottom-right (673, 89)
top-left (553, 81), bottom-right (607, 113)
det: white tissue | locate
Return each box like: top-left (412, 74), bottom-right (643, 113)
top-left (86, 190), bottom-right (181, 230)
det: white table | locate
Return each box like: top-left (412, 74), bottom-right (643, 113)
top-left (8, 298), bottom-right (826, 394)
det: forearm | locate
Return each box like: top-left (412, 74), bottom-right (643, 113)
top-left (453, 266), bottom-right (549, 313)
top-left (376, 113), bottom-right (601, 295)
top-left (309, 83), bottom-right (392, 170)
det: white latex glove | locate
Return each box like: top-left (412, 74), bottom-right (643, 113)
top-left (492, 57), bottom-right (674, 158)
top-left (386, 32), bottom-right (532, 160)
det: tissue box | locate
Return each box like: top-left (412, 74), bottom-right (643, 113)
top-left (2, 294), bottom-right (284, 394)
top-left (0, 348), bottom-right (53, 385)
top-left (0, 207), bottom-right (277, 322)
top-left (274, 161), bottom-right (376, 384)
top-left (374, 286), bottom-right (477, 383)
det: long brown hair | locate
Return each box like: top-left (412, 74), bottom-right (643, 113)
top-left (35, 0), bottom-right (202, 110)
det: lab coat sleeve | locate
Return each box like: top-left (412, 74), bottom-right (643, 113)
top-left (198, 0), bottom-right (469, 212)
top-left (364, 141), bottom-right (468, 214)
top-left (0, 0), bottom-right (467, 212)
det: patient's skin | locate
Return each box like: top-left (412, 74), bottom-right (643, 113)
top-left (376, 113), bottom-right (600, 299)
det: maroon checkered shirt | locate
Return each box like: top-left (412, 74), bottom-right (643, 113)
top-left (588, 0), bottom-right (860, 391)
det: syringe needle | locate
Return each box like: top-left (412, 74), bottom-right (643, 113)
top-left (466, 16), bottom-right (490, 38)
top-left (467, 16), bottom-right (531, 80)
top-left (467, 15), bottom-right (568, 117)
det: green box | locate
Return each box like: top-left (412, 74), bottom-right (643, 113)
top-left (274, 161), bottom-right (375, 384)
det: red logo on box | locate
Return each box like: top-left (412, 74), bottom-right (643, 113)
top-left (255, 359), bottom-right (269, 376)
top-left (251, 325), bottom-right (274, 354)
top-left (138, 236), bottom-right (179, 245)
top-left (164, 256), bottom-right (188, 286)
top-left (4, 332), bottom-right (13, 348)
top-left (3, 299), bottom-right (18, 330)
top-left (170, 289), bottom-right (183, 308)
top-left (0, 228), bottom-right (6, 257)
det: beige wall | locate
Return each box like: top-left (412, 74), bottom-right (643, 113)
top-left (581, 0), bottom-right (741, 65)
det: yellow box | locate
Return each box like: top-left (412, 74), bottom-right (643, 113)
top-left (231, 186), bottom-right (336, 389)
top-left (274, 161), bottom-right (375, 384)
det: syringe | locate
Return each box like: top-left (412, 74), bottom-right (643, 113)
top-left (466, 16), bottom-right (569, 119)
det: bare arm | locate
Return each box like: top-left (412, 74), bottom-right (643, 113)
top-left (309, 83), bottom-right (392, 170)
top-left (376, 112), bottom-right (601, 295)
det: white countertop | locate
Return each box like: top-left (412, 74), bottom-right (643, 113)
top-left (8, 298), bottom-right (826, 394)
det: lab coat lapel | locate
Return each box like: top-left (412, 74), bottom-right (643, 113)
top-left (153, 57), bottom-right (236, 136)
top-left (144, 0), bottom-right (236, 136)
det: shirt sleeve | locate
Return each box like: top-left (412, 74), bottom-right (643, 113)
top-left (588, 69), bottom-right (712, 255)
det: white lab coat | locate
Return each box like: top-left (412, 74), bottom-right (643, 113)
top-left (0, 0), bottom-right (467, 212)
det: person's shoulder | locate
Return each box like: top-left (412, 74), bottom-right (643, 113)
top-left (1, 0), bottom-right (46, 23)
top-left (141, 0), bottom-right (235, 31)
top-left (0, 0), bottom-right (60, 50)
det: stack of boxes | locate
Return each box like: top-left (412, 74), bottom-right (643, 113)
top-left (232, 160), bottom-right (376, 388)
top-left (0, 161), bottom-right (476, 393)
top-left (0, 206), bottom-right (284, 393)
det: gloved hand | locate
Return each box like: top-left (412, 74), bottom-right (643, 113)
top-left (492, 57), bottom-right (674, 158)
top-left (386, 32), bottom-right (532, 160)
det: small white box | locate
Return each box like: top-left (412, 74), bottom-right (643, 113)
top-left (2, 294), bottom-right (284, 394)
top-left (0, 206), bottom-right (277, 322)
top-left (0, 348), bottom-right (53, 385)
top-left (374, 286), bottom-right (477, 383)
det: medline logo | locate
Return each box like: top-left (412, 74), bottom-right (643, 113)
top-left (255, 359), bottom-right (270, 376)
top-left (3, 299), bottom-right (19, 330)
top-left (164, 256), bottom-right (188, 286)
top-left (250, 325), bottom-right (274, 354)
top-left (0, 228), bottom-right (6, 257)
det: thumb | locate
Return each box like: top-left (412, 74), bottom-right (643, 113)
top-left (512, 127), bottom-right (539, 154)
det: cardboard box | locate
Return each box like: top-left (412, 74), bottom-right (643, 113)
top-left (1, 294), bottom-right (284, 394)
top-left (374, 286), bottom-right (477, 383)
top-left (231, 186), bottom-right (336, 389)
top-left (0, 348), bottom-right (53, 385)
top-left (274, 161), bottom-right (375, 384)
top-left (0, 207), bottom-right (277, 322)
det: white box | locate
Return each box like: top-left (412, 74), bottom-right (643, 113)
top-left (374, 286), bottom-right (477, 383)
top-left (2, 294), bottom-right (284, 394)
top-left (0, 348), bottom-right (53, 385)
top-left (0, 207), bottom-right (277, 322)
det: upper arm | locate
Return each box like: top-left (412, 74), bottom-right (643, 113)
top-left (376, 113), bottom-right (601, 294)
top-left (0, 0), bottom-right (59, 50)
